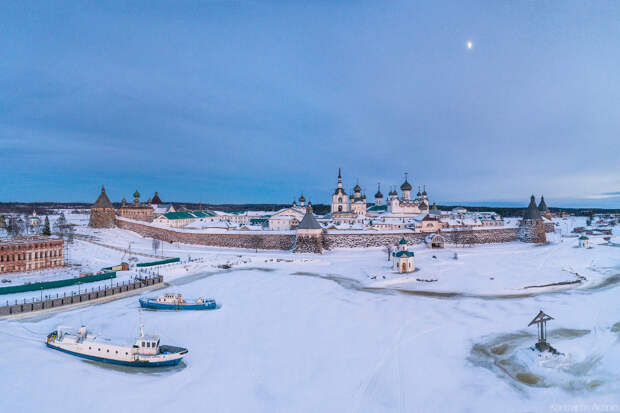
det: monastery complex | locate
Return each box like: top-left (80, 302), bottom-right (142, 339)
top-left (87, 168), bottom-right (556, 253)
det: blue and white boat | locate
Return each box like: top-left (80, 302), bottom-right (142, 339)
top-left (46, 325), bottom-right (188, 367)
top-left (139, 293), bottom-right (217, 311)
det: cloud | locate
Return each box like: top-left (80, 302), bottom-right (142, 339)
top-left (586, 192), bottom-right (620, 199)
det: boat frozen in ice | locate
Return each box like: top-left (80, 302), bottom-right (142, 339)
top-left (45, 325), bottom-right (188, 367)
top-left (139, 293), bottom-right (217, 311)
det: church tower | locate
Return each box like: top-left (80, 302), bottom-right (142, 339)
top-left (331, 168), bottom-right (351, 214)
top-left (374, 183), bottom-right (383, 206)
top-left (400, 173), bottom-right (412, 200)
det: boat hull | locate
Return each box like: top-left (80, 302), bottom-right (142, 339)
top-left (46, 343), bottom-right (184, 367)
top-left (139, 298), bottom-right (216, 311)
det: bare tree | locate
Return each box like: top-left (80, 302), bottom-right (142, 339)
top-left (53, 212), bottom-right (74, 242)
top-left (66, 224), bottom-right (74, 243)
top-left (152, 238), bottom-right (161, 255)
top-left (54, 212), bottom-right (67, 236)
top-left (250, 236), bottom-right (261, 253)
top-left (7, 216), bottom-right (25, 237)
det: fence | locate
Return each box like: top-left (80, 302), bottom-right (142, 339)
top-left (136, 257), bottom-right (181, 268)
top-left (0, 272), bottom-right (117, 295)
top-left (0, 275), bottom-right (163, 316)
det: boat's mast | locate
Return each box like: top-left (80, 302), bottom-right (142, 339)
top-left (138, 310), bottom-right (144, 338)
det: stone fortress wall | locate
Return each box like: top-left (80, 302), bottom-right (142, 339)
top-left (324, 228), bottom-right (519, 249)
top-left (116, 218), bottom-right (521, 252)
top-left (116, 219), bottom-right (297, 250)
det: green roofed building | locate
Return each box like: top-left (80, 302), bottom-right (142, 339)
top-left (153, 210), bottom-right (216, 228)
top-left (392, 238), bottom-right (415, 273)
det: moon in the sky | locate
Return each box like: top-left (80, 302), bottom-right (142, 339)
top-left (467, 41), bottom-right (474, 50)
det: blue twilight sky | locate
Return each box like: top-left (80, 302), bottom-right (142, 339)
top-left (1, 1), bottom-right (619, 207)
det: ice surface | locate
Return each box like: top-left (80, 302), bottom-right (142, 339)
top-left (0, 215), bottom-right (618, 412)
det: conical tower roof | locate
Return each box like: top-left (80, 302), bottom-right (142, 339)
top-left (523, 195), bottom-right (542, 221)
top-left (538, 195), bottom-right (549, 212)
top-left (151, 192), bottom-right (163, 204)
top-left (297, 205), bottom-right (322, 230)
top-left (92, 185), bottom-right (114, 209)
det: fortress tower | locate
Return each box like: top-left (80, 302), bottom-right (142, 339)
top-left (518, 195), bottom-right (546, 243)
top-left (89, 186), bottom-right (116, 228)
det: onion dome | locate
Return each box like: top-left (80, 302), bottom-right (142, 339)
top-left (417, 186), bottom-right (422, 197)
top-left (353, 183), bottom-right (362, 193)
top-left (399, 238), bottom-right (407, 245)
top-left (422, 185), bottom-right (427, 196)
top-left (133, 189), bottom-right (140, 199)
top-left (361, 193), bottom-right (366, 199)
top-left (299, 194), bottom-right (306, 203)
top-left (400, 174), bottom-right (412, 191)
top-left (389, 186), bottom-right (397, 196)
top-left (374, 183), bottom-right (383, 198)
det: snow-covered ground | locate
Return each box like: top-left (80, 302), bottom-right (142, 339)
top-left (0, 215), bottom-right (619, 412)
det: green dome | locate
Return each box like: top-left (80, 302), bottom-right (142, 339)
top-left (133, 189), bottom-right (140, 198)
top-left (399, 238), bottom-right (407, 245)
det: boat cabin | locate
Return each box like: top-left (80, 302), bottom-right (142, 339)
top-left (157, 293), bottom-right (183, 304)
top-left (134, 335), bottom-right (160, 355)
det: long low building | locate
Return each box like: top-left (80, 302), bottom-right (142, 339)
top-left (0, 236), bottom-right (64, 274)
top-left (153, 210), bottom-right (216, 228)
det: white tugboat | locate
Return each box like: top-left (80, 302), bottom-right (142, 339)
top-left (46, 324), bottom-right (188, 367)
